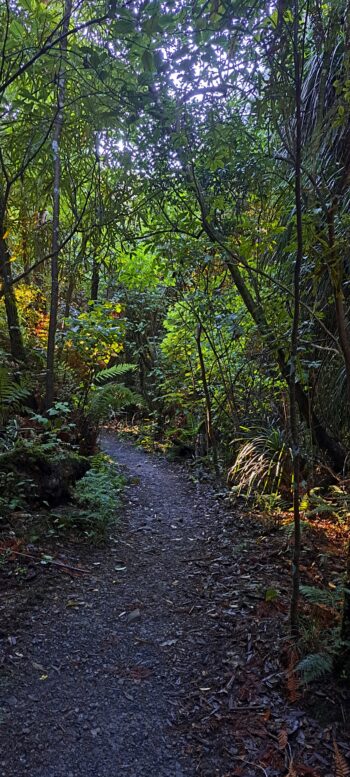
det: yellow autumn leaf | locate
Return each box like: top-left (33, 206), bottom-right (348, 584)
top-left (2, 230), bottom-right (9, 239)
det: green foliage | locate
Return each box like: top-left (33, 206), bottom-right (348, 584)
top-left (296, 652), bottom-right (333, 684)
top-left (300, 584), bottom-right (344, 609)
top-left (94, 363), bottom-right (136, 384)
top-left (296, 582), bottom-right (346, 683)
top-left (228, 425), bottom-right (291, 501)
top-left (0, 368), bottom-right (30, 424)
top-left (306, 486), bottom-right (350, 525)
top-left (88, 383), bottom-right (144, 421)
top-left (0, 471), bottom-right (36, 514)
top-left (68, 455), bottom-right (125, 537)
top-left (87, 362), bottom-right (143, 423)
top-left (65, 301), bottom-right (125, 372)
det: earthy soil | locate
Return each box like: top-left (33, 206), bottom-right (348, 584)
top-left (0, 433), bottom-right (349, 777)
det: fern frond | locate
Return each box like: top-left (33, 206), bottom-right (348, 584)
top-left (300, 584), bottom-right (342, 607)
top-left (278, 729), bottom-right (288, 750)
top-left (0, 368), bottom-right (30, 423)
top-left (94, 363), bottom-right (136, 384)
top-left (334, 739), bottom-right (350, 777)
top-left (296, 652), bottom-right (333, 683)
top-left (280, 519), bottom-right (310, 538)
top-left (89, 383), bottom-right (144, 421)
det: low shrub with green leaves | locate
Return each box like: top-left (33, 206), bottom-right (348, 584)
top-left (67, 454), bottom-right (125, 538)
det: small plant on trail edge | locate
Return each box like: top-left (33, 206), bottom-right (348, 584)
top-left (64, 454), bottom-right (125, 538)
top-left (227, 424), bottom-right (291, 503)
top-left (296, 583), bottom-right (346, 683)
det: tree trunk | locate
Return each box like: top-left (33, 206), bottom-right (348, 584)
top-left (289, 0), bottom-right (303, 635)
top-left (45, 0), bottom-right (72, 409)
top-left (224, 254), bottom-right (346, 472)
top-left (90, 256), bottom-right (100, 301)
top-left (0, 235), bottom-right (27, 363)
top-left (327, 206), bottom-right (350, 402)
top-left (195, 322), bottom-right (220, 476)
top-left (64, 274), bottom-right (75, 319)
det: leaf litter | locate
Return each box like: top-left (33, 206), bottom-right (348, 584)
top-left (0, 431), bottom-right (349, 777)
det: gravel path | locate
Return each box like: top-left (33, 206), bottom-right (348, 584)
top-left (0, 433), bottom-right (217, 777)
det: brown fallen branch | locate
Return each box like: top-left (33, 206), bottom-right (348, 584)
top-left (0, 546), bottom-right (89, 575)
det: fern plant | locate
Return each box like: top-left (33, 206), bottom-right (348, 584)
top-left (0, 368), bottom-right (30, 425)
top-left (296, 652), bottom-right (333, 684)
top-left (87, 363), bottom-right (142, 421)
top-left (89, 383), bottom-right (144, 421)
top-left (296, 583), bottom-right (345, 683)
top-left (306, 485), bottom-right (350, 525)
top-left (93, 363), bottom-right (136, 384)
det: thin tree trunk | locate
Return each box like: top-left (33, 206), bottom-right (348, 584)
top-left (90, 256), bottom-right (100, 301)
top-left (64, 274), bottom-right (75, 319)
top-left (0, 234), bottom-right (27, 363)
top-left (45, 0), bottom-right (72, 409)
top-left (195, 322), bottom-right (220, 476)
top-left (224, 254), bottom-right (346, 471)
top-left (289, 0), bottom-right (303, 635)
top-left (327, 206), bottom-right (350, 402)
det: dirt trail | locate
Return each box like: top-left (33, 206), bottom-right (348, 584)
top-left (0, 433), bottom-right (218, 777)
top-left (1, 434), bottom-right (349, 777)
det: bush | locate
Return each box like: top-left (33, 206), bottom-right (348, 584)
top-left (0, 440), bottom-right (89, 514)
top-left (66, 455), bottom-right (125, 538)
top-left (228, 424), bottom-right (291, 501)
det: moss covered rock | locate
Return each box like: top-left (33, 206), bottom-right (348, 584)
top-left (0, 442), bottom-right (89, 506)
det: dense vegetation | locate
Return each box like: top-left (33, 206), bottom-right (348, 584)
top-left (1, 0), bottom-right (350, 679)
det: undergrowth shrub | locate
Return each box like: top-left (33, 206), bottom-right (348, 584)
top-left (66, 454), bottom-right (125, 538)
top-left (228, 424), bottom-right (291, 502)
top-left (296, 583), bottom-right (345, 683)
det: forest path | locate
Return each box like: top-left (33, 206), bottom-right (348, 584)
top-left (1, 433), bottom-right (222, 777)
top-left (2, 434), bottom-right (347, 777)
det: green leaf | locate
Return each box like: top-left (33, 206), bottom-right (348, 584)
top-left (143, 15), bottom-right (162, 35)
top-left (265, 587), bottom-right (279, 602)
top-left (113, 18), bottom-right (135, 34)
top-left (142, 50), bottom-right (155, 72)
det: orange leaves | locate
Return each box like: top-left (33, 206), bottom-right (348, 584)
top-left (0, 537), bottom-right (24, 560)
